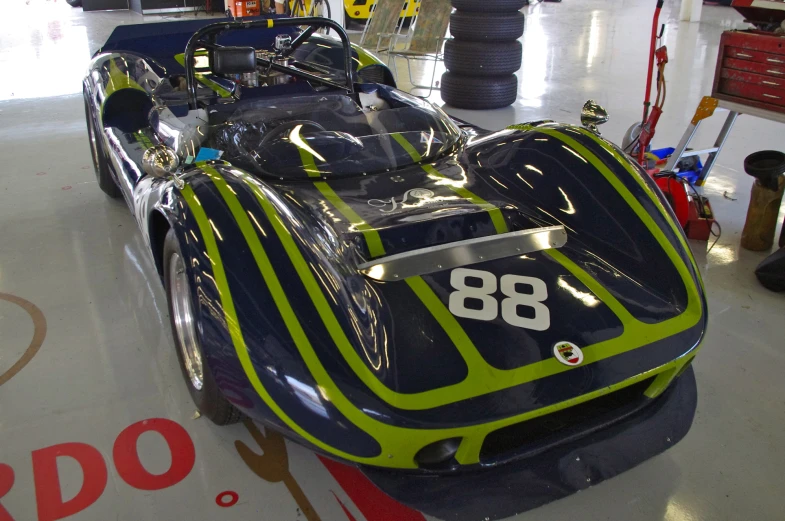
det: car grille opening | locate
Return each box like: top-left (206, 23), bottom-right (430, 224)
top-left (480, 377), bottom-right (655, 461)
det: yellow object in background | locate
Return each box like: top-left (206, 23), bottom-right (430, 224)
top-left (344, 0), bottom-right (419, 22)
top-left (288, 0), bottom-right (326, 17)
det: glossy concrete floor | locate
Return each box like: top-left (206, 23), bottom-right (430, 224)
top-left (1, 0), bottom-right (783, 520)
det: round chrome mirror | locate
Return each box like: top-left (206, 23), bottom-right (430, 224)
top-left (142, 145), bottom-right (179, 178)
top-left (580, 100), bottom-right (609, 134)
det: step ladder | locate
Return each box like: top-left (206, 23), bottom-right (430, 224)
top-left (665, 95), bottom-right (785, 186)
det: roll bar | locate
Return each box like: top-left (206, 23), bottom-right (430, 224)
top-left (184, 17), bottom-right (354, 109)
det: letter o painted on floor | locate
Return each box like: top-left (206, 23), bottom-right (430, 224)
top-left (112, 419), bottom-right (195, 491)
top-left (215, 490), bottom-right (239, 507)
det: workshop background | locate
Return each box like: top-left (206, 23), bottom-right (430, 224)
top-left (1, 0), bottom-right (783, 520)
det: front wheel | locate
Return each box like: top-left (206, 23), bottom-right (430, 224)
top-left (164, 229), bottom-right (242, 425)
top-left (84, 94), bottom-right (121, 198)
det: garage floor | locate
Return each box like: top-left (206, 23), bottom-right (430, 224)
top-left (1, 0), bottom-right (783, 520)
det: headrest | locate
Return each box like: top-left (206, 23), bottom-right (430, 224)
top-left (211, 46), bottom-right (257, 74)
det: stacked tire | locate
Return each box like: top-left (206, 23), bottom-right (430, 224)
top-left (442, 0), bottom-right (525, 110)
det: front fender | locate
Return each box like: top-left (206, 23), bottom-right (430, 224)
top-left (86, 53), bottom-right (160, 132)
top-left (169, 164), bottom-right (383, 459)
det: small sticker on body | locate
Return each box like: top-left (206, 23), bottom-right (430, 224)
top-left (553, 341), bottom-right (584, 366)
top-left (194, 148), bottom-right (223, 162)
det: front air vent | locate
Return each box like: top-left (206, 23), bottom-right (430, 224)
top-left (480, 377), bottom-right (655, 461)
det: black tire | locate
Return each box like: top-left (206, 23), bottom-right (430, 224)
top-left (451, 0), bottom-right (526, 13)
top-left (66, 0), bottom-right (82, 6)
top-left (450, 12), bottom-right (524, 41)
top-left (441, 72), bottom-right (518, 109)
top-left (164, 229), bottom-right (242, 425)
top-left (83, 94), bottom-right (122, 199)
top-left (444, 40), bottom-right (522, 76)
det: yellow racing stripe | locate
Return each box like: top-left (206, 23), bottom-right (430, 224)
top-left (207, 167), bottom-right (486, 410)
top-left (286, 132), bottom-right (702, 408)
top-left (572, 127), bottom-right (704, 291)
top-left (539, 127), bottom-right (703, 311)
top-left (390, 133), bottom-right (509, 234)
top-left (284, 154), bottom-right (488, 399)
top-left (180, 174), bottom-right (690, 467)
top-left (312, 180), bottom-right (386, 258)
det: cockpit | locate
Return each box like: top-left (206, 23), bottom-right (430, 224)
top-left (142, 18), bottom-right (460, 180)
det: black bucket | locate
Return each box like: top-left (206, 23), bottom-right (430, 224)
top-left (743, 150), bottom-right (785, 191)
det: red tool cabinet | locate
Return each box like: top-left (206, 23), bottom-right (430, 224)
top-left (713, 0), bottom-right (785, 115)
top-left (665, 2), bottom-right (785, 187)
top-left (712, 30), bottom-right (785, 113)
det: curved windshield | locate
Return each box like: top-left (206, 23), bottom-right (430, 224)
top-left (207, 88), bottom-right (460, 179)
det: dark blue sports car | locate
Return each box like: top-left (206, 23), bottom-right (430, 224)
top-left (83, 15), bottom-right (706, 513)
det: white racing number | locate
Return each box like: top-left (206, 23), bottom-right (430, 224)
top-left (448, 268), bottom-right (550, 331)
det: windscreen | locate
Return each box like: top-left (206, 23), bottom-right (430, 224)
top-left (208, 90), bottom-right (461, 178)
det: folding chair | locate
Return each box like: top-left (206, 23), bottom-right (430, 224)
top-left (359, 0), bottom-right (408, 52)
top-left (376, 0), bottom-right (451, 96)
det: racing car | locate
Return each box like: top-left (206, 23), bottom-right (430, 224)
top-left (83, 15), bottom-right (706, 515)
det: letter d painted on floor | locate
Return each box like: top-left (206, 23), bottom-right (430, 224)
top-left (31, 443), bottom-right (107, 521)
top-left (1, 463), bottom-right (16, 521)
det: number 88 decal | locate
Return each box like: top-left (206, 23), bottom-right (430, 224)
top-left (448, 267), bottom-right (550, 331)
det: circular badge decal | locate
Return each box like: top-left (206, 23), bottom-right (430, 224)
top-left (407, 188), bottom-right (434, 199)
top-left (553, 341), bottom-right (584, 366)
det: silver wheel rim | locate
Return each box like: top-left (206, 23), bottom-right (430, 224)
top-left (169, 252), bottom-right (204, 391)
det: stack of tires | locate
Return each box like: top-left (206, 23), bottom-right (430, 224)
top-left (442, 0), bottom-right (526, 109)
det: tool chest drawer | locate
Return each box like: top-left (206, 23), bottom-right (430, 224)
top-left (718, 78), bottom-right (785, 108)
top-left (720, 67), bottom-right (785, 89)
top-left (713, 30), bottom-right (785, 115)
top-left (724, 47), bottom-right (785, 67)
top-left (722, 57), bottom-right (785, 78)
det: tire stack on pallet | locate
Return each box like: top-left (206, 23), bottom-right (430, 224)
top-left (442, 0), bottom-right (526, 109)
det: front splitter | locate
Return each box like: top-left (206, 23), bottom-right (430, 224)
top-left (361, 366), bottom-right (698, 521)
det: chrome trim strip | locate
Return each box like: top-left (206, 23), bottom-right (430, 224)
top-left (359, 226), bottom-right (568, 281)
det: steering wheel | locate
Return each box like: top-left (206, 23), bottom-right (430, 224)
top-left (260, 120), bottom-right (326, 148)
top-left (185, 18), bottom-right (353, 109)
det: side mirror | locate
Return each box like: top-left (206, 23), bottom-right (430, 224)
top-left (581, 100), bottom-right (609, 134)
top-left (142, 145), bottom-right (179, 178)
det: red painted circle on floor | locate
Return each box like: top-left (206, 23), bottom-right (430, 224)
top-left (61, 186), bottom-right (72, 190)
top-left (36, 172), bottom-right (46, 176)
top-left (216, 491), bottom-right (239, 507)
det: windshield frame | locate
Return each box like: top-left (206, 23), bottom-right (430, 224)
top-left (208, 90), bottom-right (463, 180)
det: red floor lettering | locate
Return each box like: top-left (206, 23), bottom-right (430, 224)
top-left (0, 463), bottom-right (15, 521)
top-left (112, 418), bottom-right (195, 491)
top-left (331, 492), bottom-right (358, 521)
top-left (31, 443), bottom-right (107, 521)
top-left (215, 490), bottom-right (239, 507)
top-left (317, 456), bottom-right (426, 521)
